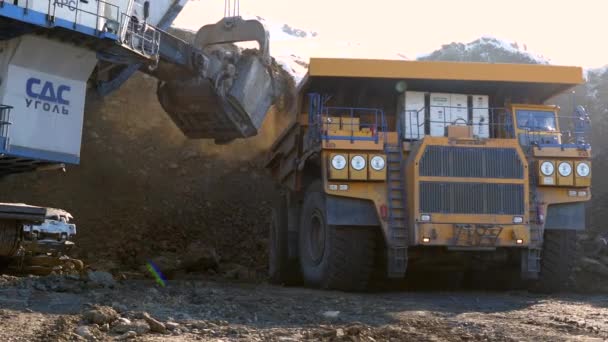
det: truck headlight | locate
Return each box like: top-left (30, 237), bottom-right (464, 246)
top-left (540, 161), bottom-right (554, 176)
top-left (351, 155), bottom-right (366, 171)
top-left (558, 162), bottom-right (572, 177)
top-left (370, 156), bottom-right (385, 171)
top-left (576, 162), bottom-right (590, 177)
top-left (513, 216), bottom-right (523, 224)
top-left (331, 154), bottom-right (346, 170)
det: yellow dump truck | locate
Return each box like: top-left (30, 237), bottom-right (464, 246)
top-left (266, 58), bottom-right (591, 292)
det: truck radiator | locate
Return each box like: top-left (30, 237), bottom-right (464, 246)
top-left (419, 182), bottom-right (525, 215)
top-left (419, 146), bottom-right (524, 179)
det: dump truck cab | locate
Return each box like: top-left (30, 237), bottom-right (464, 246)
top-left (513, 104), bottom-right (561, 145)
top-left (267, 58), bottom-right (590, 292)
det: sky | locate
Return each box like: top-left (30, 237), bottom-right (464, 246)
top-left (174, 0), bottom-right (608, 69)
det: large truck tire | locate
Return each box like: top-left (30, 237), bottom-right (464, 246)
top-left (298, 182), bottom-right (375, 291)
top-left (0, 219), bottom-right (20, 257)
top-left (536, 229), bottom-right (577, 293)
top-left (268, 197), bottom-right (300, 285)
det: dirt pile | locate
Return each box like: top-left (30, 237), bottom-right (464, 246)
top-left (0, 64), bottom-right (293, 278)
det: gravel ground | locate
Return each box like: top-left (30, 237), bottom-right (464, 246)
top-left (1, 275), bottom-right (607, 341)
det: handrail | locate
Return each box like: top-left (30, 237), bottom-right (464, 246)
top-left (1, 0), bottom-right (163, 61)
top-left (402, 105), bottom-right (591, 149)
top-left (402, 106), bottom-right (510, 140)
top-left (120, 13), bottom-right (161, 58)
top-left (0, 105), bottom-right (12, 151)
top-left (50, 0), bottom-right (120, 30)
top-left (44, 0), bottom-right (160, 58)
top-left (307, 94), bottom-right (591, 149)
top-left (319, 105), bottom-right (387, 143)
top-left (520, 115), bottom-right (591, 149)
top-left (42, 0), bottom-right (123, 36)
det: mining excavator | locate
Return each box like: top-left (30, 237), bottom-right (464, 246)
top-left (0, 0), bottom-right (277, 274)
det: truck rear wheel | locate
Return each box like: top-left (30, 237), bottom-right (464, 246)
top-left (298, 182), bottom-right (375, 291)
top-left (268, 198), bottom-right (300, 285)
top-left (536, 230), bottom-right (577, 293)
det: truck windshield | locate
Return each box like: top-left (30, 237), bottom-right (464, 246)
top-left (516, 110), bottom-right (557, 132)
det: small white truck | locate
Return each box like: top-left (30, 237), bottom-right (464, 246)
top-left (23, 208), bottom-right (76, 242)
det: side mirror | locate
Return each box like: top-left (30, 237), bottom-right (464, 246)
top-left (143, 1), bottom-right (150, 20)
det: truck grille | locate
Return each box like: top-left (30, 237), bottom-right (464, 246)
top-left (420, 182), bottom-right (525, 215)
top-left (419, 146), bottom-right (523, 179)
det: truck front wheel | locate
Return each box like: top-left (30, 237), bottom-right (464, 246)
top-left (536, 229), bottom-right (577, 293)
top-left (298, 182), bottom-right (375, 291)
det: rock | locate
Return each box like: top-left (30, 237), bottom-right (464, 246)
top-left (99, 323), bottom-right (109, 332)
top-left (322, 311), bottom-right (340, 319)
top-left (277, 337), bottom-right (300, 342)
top-left (87, 271), bottom-right (116, 288)
top-left (150, 254), bottom-right (182, 276)
top-left (115, 331), bottom-right (137, 340)
top-left (169, 163), bottom-right (179, 169)
top-left (181, 243), bottom-right (220, 272)
top-left (75, 325), bottom-right (96, 341)
top-left (222, 263), bottom-right (253, 280)
top-left (116, 317), bottom-right (132, 325)
top-left (33, 282), bottom-right (47, 291)
top-left (166, 322), bottom-right (180, 331)
top-left (112, 319), bottom-right (150, 335)
top-left (111, 302), bottom-right (128, 313)
top-left (142, 312), bottom-right (167, 334)
top-left (345, 325), bottom-right (362, 336)
top-left (82, 306), bottom-right (119, 325)
top-left (181, 150), bottom-right (198, 161)
top-left (314, 328), bottom-right (338, 339)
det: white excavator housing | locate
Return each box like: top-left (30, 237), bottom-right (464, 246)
top-left (0, 35), bottom-right (97, 163)
top-left (0, 35), bottom-right (97, 164)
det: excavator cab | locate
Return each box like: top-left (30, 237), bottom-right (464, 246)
top-left (157, 16), bottom-right (276, 144)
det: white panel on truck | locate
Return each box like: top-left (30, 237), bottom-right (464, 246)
top-left (0, 35), bottom-right (97, 164)
top-left (401, 91), bottom-right (425, 140)
top-left (450, 94), bottom-right (468, 124)
top-left (429, 93), bottom-right (450, 136)
top-left (472, 94), bottom-right (490, 138)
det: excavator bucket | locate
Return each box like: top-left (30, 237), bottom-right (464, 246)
top-left (157, 17), bottom-right (275, 143)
